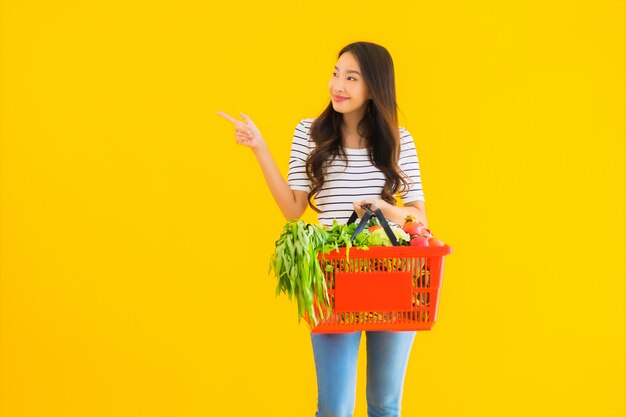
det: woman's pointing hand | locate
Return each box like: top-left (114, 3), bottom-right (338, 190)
top-left (217, 111), bottom-right (266, 150)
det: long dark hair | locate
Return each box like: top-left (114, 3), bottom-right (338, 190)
top-left (306, 41), bottom-right (411, 213)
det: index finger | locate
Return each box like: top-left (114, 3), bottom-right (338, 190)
top-left (216, 111), bottom-right (240, 125)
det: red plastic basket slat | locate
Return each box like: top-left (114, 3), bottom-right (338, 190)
top-left (335, 272), bottom-right (413, 312)
top-left (307, 245), bottom-right (452, 333)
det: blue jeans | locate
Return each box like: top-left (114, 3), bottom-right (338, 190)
top-left (311, 331), bottom-right (416, 417)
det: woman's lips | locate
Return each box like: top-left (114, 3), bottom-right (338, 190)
top-left (333, 95), bottom-right (348, 102)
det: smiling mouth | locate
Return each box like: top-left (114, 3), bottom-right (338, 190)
top-left (333, 96), bottom-right (349, 102)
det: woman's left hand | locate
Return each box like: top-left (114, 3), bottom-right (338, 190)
top-left (353, 198), bottom-right (390, 219)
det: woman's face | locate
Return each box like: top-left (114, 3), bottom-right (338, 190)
top-left (328, 52), bottom-right (371, 118)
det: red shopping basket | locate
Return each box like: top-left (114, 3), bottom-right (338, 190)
top-left (308, 206), bottom-right (452, 333)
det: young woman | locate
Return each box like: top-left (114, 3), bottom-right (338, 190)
top-left (218, 41), bottom-right (427, 417)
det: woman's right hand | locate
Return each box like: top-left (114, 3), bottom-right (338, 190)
top-left (217, 111), bottom-right (266, 150)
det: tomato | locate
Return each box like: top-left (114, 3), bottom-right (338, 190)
top-left (406, 223), bottom-right (424, 236)
top-left (403, 216), bottom-right (425, 236)
top-left (428, 237), bottom-right (445, 247)
top-left (368, 225), bottom-right (382, 233)
top-left (410, 236), bottom-right (429, 247)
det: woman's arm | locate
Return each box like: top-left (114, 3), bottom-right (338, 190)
top-left (252, 142), bottom-right (308, 220)
top-left (217, 111), bottom-right (308, 220)
top-left (385, 200), bottom-right (427, 226)
top-left (353, 199), bottom-right (427, 227)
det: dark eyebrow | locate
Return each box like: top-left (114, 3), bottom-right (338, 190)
top-left (334, 66), bottom-right (361, 75)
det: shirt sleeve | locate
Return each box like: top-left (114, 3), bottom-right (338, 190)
top-left (398, 127), bottom-right (425, 203)
top-left (287, 119), bottom-right (312, 192)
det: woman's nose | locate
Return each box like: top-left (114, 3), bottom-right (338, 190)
top-left (331, 78), bottom-right (344, 93)
top-left (330, 77), bottom-right (343, 92)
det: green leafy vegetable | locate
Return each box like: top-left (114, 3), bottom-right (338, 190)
top-left (269, 217), bottom-right (409, 327)
top-left (269, 220), bottom-right (331, 326)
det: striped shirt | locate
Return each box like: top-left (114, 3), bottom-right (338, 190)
top-left (287, 118), bottom-right (425, 226)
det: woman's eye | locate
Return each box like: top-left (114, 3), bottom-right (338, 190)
top-left (331, 73), bottom-right (356, 81)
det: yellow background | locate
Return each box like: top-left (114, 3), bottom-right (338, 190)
top-left (1, 1), bottom-right (624, 416)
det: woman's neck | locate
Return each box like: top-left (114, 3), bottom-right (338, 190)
top-left (341, 110), bottom-right (367, 148)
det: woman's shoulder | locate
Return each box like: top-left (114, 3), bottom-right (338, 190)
top-left (291, 118), bottom-right (316, 147)
top-left (398, 126), bottom-right (413, 141)
top-left (294, 118), bottom-right (316, 138)
top-left (299, 117), bottom-right (316, 127)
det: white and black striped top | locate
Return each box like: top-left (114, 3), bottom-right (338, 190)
top-left (287, 118), bottom-right (425, 226)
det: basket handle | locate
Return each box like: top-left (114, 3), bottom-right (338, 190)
top-left (347, 204), bottom-right (400, 246)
